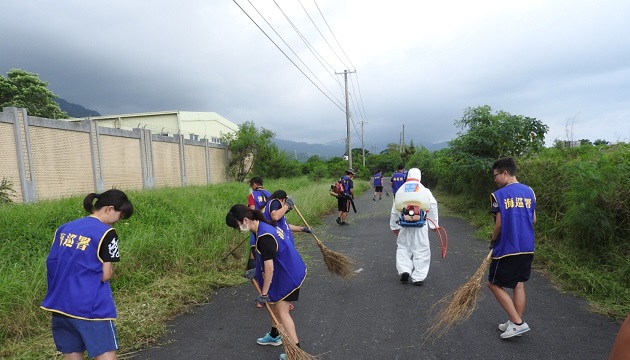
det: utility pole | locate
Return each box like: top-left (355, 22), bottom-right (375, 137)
top-left (360, 120), bottom-right (368, 166)
top-left (336, 69), bottom-right (356, 169)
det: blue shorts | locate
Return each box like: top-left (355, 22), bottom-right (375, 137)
top-left (52, 314), bottom-right (118, 357)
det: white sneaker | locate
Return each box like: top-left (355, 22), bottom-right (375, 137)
top-left (500, 321), bottom-right (530, 339)
top-left (498, 320), bottom-right (511, 332)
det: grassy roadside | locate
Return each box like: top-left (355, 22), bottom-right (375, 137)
top-left (1, 177), bottom-right (372, 359)
top-left (2, 177), bottom-right (624, 358)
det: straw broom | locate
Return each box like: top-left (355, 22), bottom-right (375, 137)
top-left (292, 205), bottom-right (356, 278)
top-left (252, 279), bottom-right (318, 360)
top-left (423, 249), bottom-right (493, 342)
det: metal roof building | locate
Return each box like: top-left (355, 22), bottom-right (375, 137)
top-left (71, 111), bottom-right (239, 144)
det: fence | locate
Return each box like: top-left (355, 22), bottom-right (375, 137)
top-left (0, 107), bottom-right (229, 204)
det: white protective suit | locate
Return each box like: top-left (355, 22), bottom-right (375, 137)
top-left (389, 168), bottom-right (439, 283)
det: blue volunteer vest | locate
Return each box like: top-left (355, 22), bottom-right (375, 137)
top-left (252, 188), bottom-right (271, 210)
top-left (373, 173), bottom-right (383, 186)
top-left (254, 221), bottom-right (307, 303)
top-left (391, 171), bottom-right (407, 193)
top-left (41, 216), bottom-right (117, 320)
top-left (250, 188), bottom-right (272, 246)
top-left (490, 183), bottom-right (536, 258)
top-left (340, 175), bottom-right (352, 196)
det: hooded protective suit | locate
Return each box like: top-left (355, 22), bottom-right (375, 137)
top-left (389, 168), bottom-right (439, 283)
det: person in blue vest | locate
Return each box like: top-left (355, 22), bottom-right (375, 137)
top-left (336, 169), bottom-right (355, 225)
top-left (488, 157), bottom-right (537, 339)
top-left (390, 165), bottom-right (407, 197)
top-left (41, 189), bottom-right (134, 360)
top-left (262, 190), bottom-right (312, 243)
top-left (262, 190), bottom-right (312, 311)
top-left (226, 204), bottom-right (308, 360)
top-left (247, 177), bottom-right (272, 307)
top-left (247, 177), bottom-right (271, 210)
top-left (372, 169), bottom-right (384, 201)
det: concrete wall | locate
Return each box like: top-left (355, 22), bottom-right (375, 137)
top-left (0, 107), bottom-right (228, 204)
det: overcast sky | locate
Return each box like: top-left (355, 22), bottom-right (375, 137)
top-left (2, 0), bottom-right (629, 152)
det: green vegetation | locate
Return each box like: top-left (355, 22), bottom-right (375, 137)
top-left (0, 177), bottom-right (371, 359)
top-left (0, 69), bottom-right (68, 119)
top-left (0, 178), bottom-right (16, 204)
top-left (3, 101), bottom-right (628, 358)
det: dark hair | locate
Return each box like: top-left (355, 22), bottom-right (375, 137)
top-left (249, 177), bottom-right (263, 187)
top-left (83, 189), bottom-right (134, 219)
top-left (492, 157), bottom-right (516, 176)
top-left (269, 190), bottom-right (287, 200)
top-left (397, 165), bottom-right (404, 170)
top-left (225, 204), bottom-right (272, 230)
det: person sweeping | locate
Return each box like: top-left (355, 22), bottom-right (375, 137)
top-left (488, 157), bottom-right (537, 339)
top-left (424, 157), bottom-right (535, 341)
top-left (226, 204), bottom-right (312, 360)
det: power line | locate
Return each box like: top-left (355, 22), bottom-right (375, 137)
top-left (233, 0), bottom-right (345, 112)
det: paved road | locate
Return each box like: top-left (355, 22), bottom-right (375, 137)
top-left (129, 189), bottom-right (621, 360)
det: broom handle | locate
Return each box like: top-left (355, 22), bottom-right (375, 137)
top-left (251, 278), bottom-right (282, 327)
top-left (292, 205), bottom-right (323, 246)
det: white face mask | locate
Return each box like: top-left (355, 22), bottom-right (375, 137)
top-left (239, 220), bottom-right (249, 233)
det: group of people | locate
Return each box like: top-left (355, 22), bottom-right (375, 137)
top-left (238, 177), bottom-right (312, 359)
top-left (38, 158), bottom-right (628, 359)
top-left (382, 159), bottom-right (537, 338)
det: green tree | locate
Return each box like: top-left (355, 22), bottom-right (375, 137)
top-left (445, 105), bottom-right (549, 195)
top-left (450, 105), bottom-right (548, 160)
top-left (593, 139), bottom-right (609, 146)
top-left (0, 69), bottom-right (68, 119)
top-left (221, 121), bottom-right (276, 182)
top-left (579, 139), bottom-right (593, 146)
top-left (401, 140), bottom-right (417, 165)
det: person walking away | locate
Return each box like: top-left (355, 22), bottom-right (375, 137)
top-left (41, 189), bottom-right (134, 360)
top-left (247, 177), bottom-right (272, 308)
top-left (336, 169), bottom-right (355, 225)
top-left (487, 157), bottom-right (536, 339)
top-left (226, 205), bottom-right (308, 360)
top-left (389, 168), bottom-right (438, 286)
top-left (390, 165), bottom-right (407, 198)
top-left (373, 169), bottom-right (384, 201)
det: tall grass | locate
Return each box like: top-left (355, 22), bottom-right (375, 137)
top-left (0, 177), bottom-right (356, 359)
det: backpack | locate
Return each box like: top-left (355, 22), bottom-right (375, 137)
top-left (331, 179), bottom-right (345, 196)
top-left (397, 204), bottom-right (427, 227)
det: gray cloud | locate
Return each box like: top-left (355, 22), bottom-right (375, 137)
top-left (2, 0), bottom-right (629, 152)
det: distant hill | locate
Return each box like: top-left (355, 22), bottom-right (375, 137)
top-left (273, 138), bottom-right (448, 162)
top-left (55, 98), bottom-right (101, 118)
top-left (273, 138), bottom-right (345, 162)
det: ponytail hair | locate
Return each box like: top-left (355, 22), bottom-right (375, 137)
top-left (83, 189), bottom-right (134, 219)
top-left (225, 204), bottom-right (272, 229)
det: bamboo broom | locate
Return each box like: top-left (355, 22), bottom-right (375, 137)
top-left (252, 279), bottom-right (318, 360)
top-left (423, 249), bottom-right (493, 342)
top-left (293, 205), bottom-right (356, 278)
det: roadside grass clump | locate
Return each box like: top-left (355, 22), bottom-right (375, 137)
top-left (0, 177), bottom-right (339, 359)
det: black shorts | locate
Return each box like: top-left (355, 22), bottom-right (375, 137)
top-left (283, 288), bottom-right (300, 302)
top-left (375, 186), bottom-right (383, 192)
top-left (337, 197), bottom-right (351, 212)
top-left (488, 254), bottom-right (533, 289)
